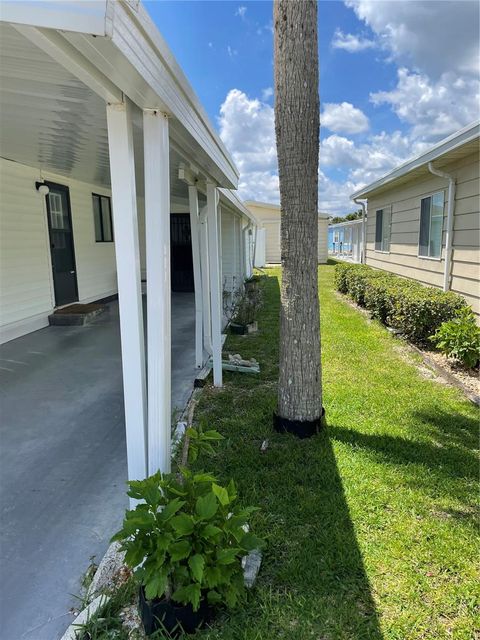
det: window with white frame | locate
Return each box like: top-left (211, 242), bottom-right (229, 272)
top-left (92, 194), bottom-right (114, 242)
top-left (375, 208), bottom-right (391, 252)
top-left (419, 191), bottom-right (444, 258)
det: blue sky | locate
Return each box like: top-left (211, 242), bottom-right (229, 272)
top-left (145, 1), bottom-right (479, 216)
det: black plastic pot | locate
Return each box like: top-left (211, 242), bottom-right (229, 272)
top-left (230, 322), bottom-right (248, 335)
top-left (139, 586), bottom-right (212, 636)
top-left (273, 407), bottom-right (326, 439)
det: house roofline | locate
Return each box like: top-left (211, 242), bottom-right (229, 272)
top-left (244, 200), bottom-right (330, 219)
top-left (350, 120), bottom-right (480, 200)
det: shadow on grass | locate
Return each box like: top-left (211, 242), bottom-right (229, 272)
top-left (329, 408), bottom-right (478, 481)
top-left (198, 273), bottom-right (383, 638)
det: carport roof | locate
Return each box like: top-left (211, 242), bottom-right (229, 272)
top-left (0, 0), bottom-right (239, 191)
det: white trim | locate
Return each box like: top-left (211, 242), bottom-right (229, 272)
top-left (206, 183), bottom-right (222, 387)
top-left (106, 99), bottom-right (147, 485)
top-left (0, 312), bottom-right (50, 345)
top-left (143, 109), bottom-right (171, 476)
top-left (188, 185), bottom-right (204, 369)
top-left (199, 205), bottom-right (212, 355)
top-left (351, 121), bottom-right (479, 199)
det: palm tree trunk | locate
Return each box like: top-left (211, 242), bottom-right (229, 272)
top-left (273, 0), bottom-right (322, 432)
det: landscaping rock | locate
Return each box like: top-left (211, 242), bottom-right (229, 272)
top-left (60, 595), bottom-right (110, 640)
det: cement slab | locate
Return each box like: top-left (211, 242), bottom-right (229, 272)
top-left (0, 294), bottom-right (196, 640)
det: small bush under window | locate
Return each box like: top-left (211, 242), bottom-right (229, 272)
top-left (334, 263), bottom-right (467, 344)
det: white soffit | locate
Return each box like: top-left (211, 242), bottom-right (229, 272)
top-left (0, 0), bottom-right (239, 190)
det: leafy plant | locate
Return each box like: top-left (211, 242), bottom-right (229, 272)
top-left (429, 307), bottom-right (480, 368)
top-left (223, 277), bottom-right (263, 327)
top-left (112, 470), bottom-right (264, 612)
top-left (186, 423), bottom-right (224, 464)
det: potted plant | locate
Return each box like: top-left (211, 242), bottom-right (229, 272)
top-left (112, 469), bottom-right (264, 636)
top-left (230, 286), bottom-right (263, 335)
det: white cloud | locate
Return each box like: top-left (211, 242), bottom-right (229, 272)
top-left (346, 0), bottom-right (479, 77)
top-left (331, 28), bottom-right (375, 53)
top-left (321, 102), bottom-right (369, 134)
top-left (261, 87), bottom-right (273, 101)
top-left (235, 6), bottom-right (247, 19)
top-left (208, 42), bottom-right (213, 49)
top-left (227, 45), bottom-right (238, 58)
top-left (371, 68), bottom-right (480, 140)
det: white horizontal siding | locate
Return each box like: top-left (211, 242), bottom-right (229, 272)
top-left (0, 157), bottom-right (119, 343)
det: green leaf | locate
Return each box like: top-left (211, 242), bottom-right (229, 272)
top-left (173, 583), bottom-right (201, 611)
top-left (196, 492), bottom-right (218, 520)
top-left (188, 554), bottom-right (205, 582)
top-left (212, 483), bottom-right (230, 506)
top-left (170, 513), bottom-right (195, 536)
top-left (144, 570), bottom-right (168, 600)
top-left (169, 539), bottom-right (191, 561)
top-left (240, 532), bottom-right (265, 551)
top-left (125, 544), bottom-right (145, 568)
top-left (207, 589), bottom-right (223, 604)
top-left (217, 548), bottom-right (241, 564)
top-left (201, 524), bottom-right (222, 539)
top-left (202, 430), bottom-right (224, 441)
top-left (159, 498), bottom-right (185, 522)
top-left (204, 565), bottom-right (222, 588)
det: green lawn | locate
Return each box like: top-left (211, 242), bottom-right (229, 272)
top-left (192, 265), bottom-right (479, 640)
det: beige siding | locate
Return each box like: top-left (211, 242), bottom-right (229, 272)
top-left (221, 207), bottom-right (244, 291)
top-left (245, 202), bottom-right (328, 264)
top-left (0, 157), bottom-right (118, 343)
top-left (365, 152), bottom-right (480, 316)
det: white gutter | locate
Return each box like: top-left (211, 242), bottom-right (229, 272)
top-left (427, 162), bottom-right (456, 291)
top-left (353, 198), bottom-right (367, 264)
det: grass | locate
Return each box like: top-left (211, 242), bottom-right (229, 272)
top-left (80, 265), bottom-right (478, 639)
top-left (191, 265), bottom-right (479, 640)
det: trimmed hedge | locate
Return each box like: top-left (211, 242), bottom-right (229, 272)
top-left (334, 263), bottom-right (467, 344)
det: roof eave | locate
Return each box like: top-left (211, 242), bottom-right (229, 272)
top-left (350, 120), bottom-right (480, 201)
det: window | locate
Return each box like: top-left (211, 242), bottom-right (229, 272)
top-left (419, 191), bottom-right (444, 258)
top-left (92, 194), bottom-right (113, 242)
top-left (375, 208), bottom-right (391, 252)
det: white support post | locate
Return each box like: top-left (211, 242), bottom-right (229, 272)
top-left (106, 100), bottom-right (147, 483)
top-left (188, 185), bottom-right (204, 368)
top-left (206, 183), bottom-right (223, 387)
top-left (143, 109), bottom-right (171, 476)
top-left (199, 205), bottom-right (212, 355)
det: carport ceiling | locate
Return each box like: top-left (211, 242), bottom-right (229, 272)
top-left (0, 23), bottom-right (201, 202)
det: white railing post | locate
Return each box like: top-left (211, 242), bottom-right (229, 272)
top-left (206, 183), bottom-right (223, 387)
top-left (143, 109), bottom-right (171, 475)
top-left (106, 99), bottom-right (147, 484)
top-left (188, 185), bottom-right (204, 368)
top-left (199, 205), bottom-right (212, 355)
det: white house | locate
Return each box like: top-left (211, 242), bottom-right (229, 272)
top-left (0, 1), bottom-right (256, 485)
top-left (244, 200), bottom-right (329, 266)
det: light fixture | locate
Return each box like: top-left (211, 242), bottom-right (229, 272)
top-left (35, 181), bottom-right (50, 196)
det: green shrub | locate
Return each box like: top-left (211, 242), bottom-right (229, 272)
top-left (334, 262), bottom-right (467, 344)
top-left (429, 307), bottom-right (480, 368)
top-left (333, 262), bottom-right (355, 294)
top-left (112, 469), bottom-right (264, 611)
top-left (391, 286), bottom-right (467, 344)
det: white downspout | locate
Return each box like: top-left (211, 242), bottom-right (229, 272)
top-left (428, 162), bottom-right (456, 291)
top-left (354, 198), bottom-right (367, 264)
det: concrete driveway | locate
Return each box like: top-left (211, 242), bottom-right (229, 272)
top-left (0, 294), bottom-right (196, 640)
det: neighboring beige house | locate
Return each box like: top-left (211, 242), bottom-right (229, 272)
top-left (245, 200), bottom-right (329, 265)
top-left (351, 121), bottom-right (480, 317)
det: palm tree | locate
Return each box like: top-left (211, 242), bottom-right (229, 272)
top-left (273, 0), bottom-right (323, 437)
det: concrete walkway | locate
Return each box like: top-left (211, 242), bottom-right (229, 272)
top-left (0, 294), bottom-right (196, 640)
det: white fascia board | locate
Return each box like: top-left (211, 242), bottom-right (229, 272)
top-left (244, 200), bottom-right (330, 219)
top-left (328, 219), bottom-right (363, 229)
top-left (351, 120), bottom-right (480, 200)
top-left (0, 1), bottom-right (109, 35)
top-left (219, 189), bottom-right (258, 225)
top-left (106, 0), bottom-right (238, 188)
